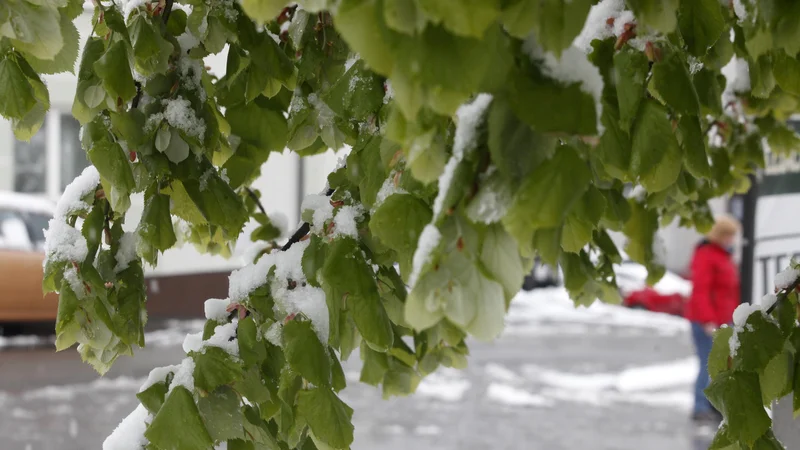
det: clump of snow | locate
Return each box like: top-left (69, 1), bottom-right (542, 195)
top-left (416, 368), bottom-right (471, 402)
top-left (301, 194), bottom-right (334, 233)
top-left (102, 404), bottom-right (151, 450)
top-left (373, 172), bottom-right (408, 212)
top-left (432, 94), bottom-right (493, 217)
top-left (63, 266), bottom-right (85, 298)
top-left (383, 80), bottom-right (394, 104)
top-left (56, 166), bottom-right (100, 218)
top-left (114, 232), bottom-right (138, 273)
top-left (344, 55), bottom-right (358, 72)
top-left (465, 170), bottom-right (511, 224)
top-left (732, 0), bottom-right (751, 21)
top-left (721, 57), bottom-right (751, 109)
top-left (118, 0), bottom-right (150, 20)
top-left (487, 383), bottom-right (552, 407)
top-left (204, 321), bottom-right (239, 357)
top-left (652, 235), bottom-right (667, 266)
top-left (333, 204), bottom-right (363, 238)
top-left (760, 293), bottom-right (778, 311)
top-left (729, 302), bottom-right (761, 357)
top-left (775, 266), bottom-right (800, 290)
top-left (228, 240), bottom-right (330, 343)
top-left (524, 40), bottom-right (604, 135)
top-left (43, 220), bottom-right (89, 265)
top-left (168, 357), bottom-right (196, 393)
top-left (269, 212), bottom-right (289, 238)
top-left (162, 97), bottom-right (206, 140)
top-left (409, 225), bottom-right (441, 287)
top-left (139, 364), bottom-right (180, 393)
top-left (732, 302), bottom-right (759, 328)
top-left (204, 299), bottom-right (231, 321)
top-left (182, 332), bottom-right (203, 354)
top-left (572, 0), bottom-right (625, 52)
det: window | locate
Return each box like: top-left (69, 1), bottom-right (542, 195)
top-left (60, 114), bottom-right (90, 190)
top-left (14, 121), bottom-right (47, 193)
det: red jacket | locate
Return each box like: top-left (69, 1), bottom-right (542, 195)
top-left (684, 242), bottom-right (740, 326)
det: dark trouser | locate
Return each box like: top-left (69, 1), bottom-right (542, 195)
top-left (690, 321), bottom-right (714, 414)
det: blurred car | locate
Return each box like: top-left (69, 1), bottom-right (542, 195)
top-left (0, 193), bottom-right (59, 322)
top-left (522, 258), bottom-right (560, 290)
top-left (615, 261), bottom-right (693, 316)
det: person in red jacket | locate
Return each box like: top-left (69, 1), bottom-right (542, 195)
top-left (684, 215), bottom-right (741, 422)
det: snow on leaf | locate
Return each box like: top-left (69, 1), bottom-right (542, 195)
top-left (523, 40), bottom-right (604, 135)
top-left (102, 404), bottom-right (151, 450)
top-left (409, 224), bottom-right (441, 288)
top-left (55, 165), bottom-right (100, 218)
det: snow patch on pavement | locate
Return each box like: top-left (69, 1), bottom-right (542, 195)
top-left (506, 288), bottom-right (689, 336)
top-left (416, 368), bottom-right (471, 402)
top-left (487, 383), bottom-right (552, 408)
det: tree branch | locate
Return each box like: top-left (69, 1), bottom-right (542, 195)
top-left (163, 0), bottom-right (174, 23)
top-left (281, 188), bottom-right (334, 251)
top-left (766, 275), bottom-right (800, 315)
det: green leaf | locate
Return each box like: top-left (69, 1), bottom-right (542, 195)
top-left (677, 116), bottom-right (711, 179)
top-left (297, 388), bottom-right (354, 449)
top-left (613, 47), bottom-right (649, 133)
top-left (705, 371), bottom-right (771, 445)
top-left (773, 51), bottom-right (800, 96)
top-left (623, 200), bottom-right (664, 283)
top-left (87, 139), bottom-right (136, 195)
top-left (360, 344), bottom-right (389, 385)
top-left (0, 57), bottom-right (36, 119)
top-left (677, 0), bottom-right (725, 57)
top-left (692, 68), bottom-right (724, 116)
top-left (283, 320), bottom-right (332, 387)
top-left (487, 99), bottom-right (556, 186)
top-left (238, 316), bottom-right (268, 367)
top-left (509, 68), bottom-right (599, 135)
top-left (649, 49), bottom-right (700, 115)
top-left (749, 53), bottom-right (776, 98)
top-left (760, 349), bottom-right (793, 405)
top-left (25, 14), bottom-right (80, 74)
top-left (239, 0), bottom-right (283, 23)
top-left (130, 14), bottom-right (174, 77)
top-left (192, 347), bottom-right (244, 393)
top-left (630, 100), bottom-right (681, 181)
top-left (503, 145), bottom-right (590, 244)
top-left (503, 0), bottom-right (592, 54)
top-left (627, 0), bottom-right (679, 33)
top-left (369, 194), bottom-right (432, 276)
top-left (320, 238), bottom-right (394, 352)
top-left (480, 225), bottom-right (524, 299)
top-left (418, 0), bottom-right (500, 38)
top-left (137, 381), bottom-right (168, 414)
top-left (226, 100), bottom-right (289, 151)
top-left (138, 188), bottom-right (177, 257)
top-left (708, 326), bottom-right (733, 380)
top-left (6, 2), bottom-right (63, 60)
top-left (145, 386), bottom-right (214, 450)
top-left (734, 312), bottom-right (785, 372)
top-left (197, 386), bottom-right (244, 442)
top-left (93, 40), bottom-right (136, 103)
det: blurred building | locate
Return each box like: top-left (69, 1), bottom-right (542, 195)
top-left (0, 7), bottom-right (342, 316)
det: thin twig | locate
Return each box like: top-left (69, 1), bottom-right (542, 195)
top-left (246, 188), bottom-right (267, 216)
top-left (281, 188), bottom-right (334, 251)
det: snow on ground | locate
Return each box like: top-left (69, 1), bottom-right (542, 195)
top-left (506, 287), bottom-right (689, 336)
top-left (416, 368), bottom-right (472, 402)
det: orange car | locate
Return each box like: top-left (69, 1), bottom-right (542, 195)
top-left (0, 193), bottom-right (59, 322)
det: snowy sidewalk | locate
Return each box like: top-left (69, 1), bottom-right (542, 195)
top-left (0, 288), bottom-right (712, 450)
